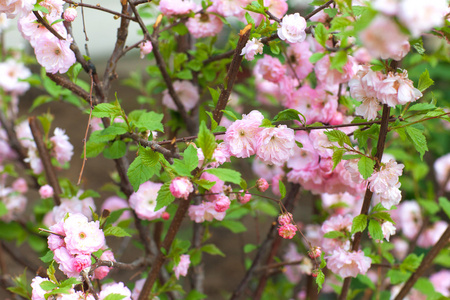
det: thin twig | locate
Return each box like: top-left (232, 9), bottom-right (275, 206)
top-left (123, 132), bottom-right (180, 161)
top-left (32, 11), bottom-right (65, 40)
top-left (63, 0), bottom-right (136, 20)
top-left (304, 0), bottom-right (334, 21)
top-left (45, 73), bottom-right (96, 104)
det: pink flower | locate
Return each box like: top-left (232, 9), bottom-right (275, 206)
top-left (170, 177), bottom-right (194, 200)
top-left (214, 194), bottom-right (230, 212)
top-left (373, 0), bottom-right (399, 15)
top-left (73, 254), bottom-right (91, 272)
top-left (256, 178), bottom-right (270, 192)
top-left (277, 13), bottom-right (307, 43)
top-left (283, 243), bottom-right (312, 282)
top-left (0, 0), bottom-right (35, 18)
top-left (211, 142), bottom-right (231, 167)
top-left (278, 223), bottom-right (297, 239)
top-left (429, 270), bottom-right (450, 297)
top-left (434, 153), bottom-right (450, 192)
top-left (93, 250), bottom-right (115, 280)
top-left (286, 41), bottom-right (313, 80)
top-left (50, 128), bottom-right (74, 165)
top-left (173, 254), bottom-right (190, 279)
top-left (241, 38), bottom-right (264, 61)
top-left (327, 248), bottom-right (371, 278)
top-left (139, 40), bottom-right (153, 59)
top-left (63, 7), bottom-right (77, 22)
top-left (398, 0), bottom-right (448, 37)
top-left (159, 0), bottom-right (195, 16)
top-left (188, 202), bottom-right (226, 223)
top-left (101, 196), bottom-right (131, 223)
top-left (18, 12), bottom-right (67, 47)
top-left (224, 110), bottom-right (264, 158)
top-left (211, 0), bottom-right (249, 18)
top-left (252, 158), bottom-right (285, 181)
top-left (359, 15), bottom-right (410, 60)
top-left (39, 0), bottom-right (64, 19)
top-left (200, 172), bottom-right (224, 195)
top-left (162, 80), bottom-right (199, 111)
top-left (131, 278), bottom-right (146, 300)
top-left (321, 214), bottom-right (353, 252)
top-left (53, 246), bottom-right (78, 277)
top-left (0, 59), bottom-right (31, 95)
top-left (0, 188), bottom-right (27, 222)
top-left (129, 181), bottom-right (166, 221)
top-left (417, 221), bottom-right (448, 248)
top-left (39, 184), bottom-right (54, 198)
top-left (255, 55), bottom-right (286, 83)
top-left (377, 70), bottom-right (422, 107)
top-left (34, 33), bottom-right (76, 74)
top-left (256, 125), bottom-right (295, 166)
top-left (278, 212), bottom-right (293, 226)
top-left (12, 177), bottom-right (27, 193)
top-left (162, 212), bottom-right (170, 220)
top-left (186, 12), bottom-right (223, 38)
top-left (98, 282), bottom-right (131, 300)
top-left (51, 192), bottom-right (96, 224)
top-left (392, 238), bottom-right (409, 260)
top-left (308, 246), bottom-right (322, 259)
top-left (315, 54), bottom-right (357, 87)
top-left (31, 276), bottom-right (49, 300)
top-left (63, 213), bottom-right (105, 255)
top-left (48, 220), bottom-right (65, 251)
top-left (368, 159), bottom-right (404, 196)
top-left (381, 221), bottom-right (396, 242)
top-left (398, 201), bottom-right (423, 239)
top-left (237, 190), bottom-right (251, 204)
top-left (349, 67), bottom-right (384, 120)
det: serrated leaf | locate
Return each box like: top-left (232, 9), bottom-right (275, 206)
top-left (356, 274), bottom-right (375, 289)
top-left (103, 225), bottom-right (132, 237)
top-left (405, 126), bottom-right (428, 160)
top-left (219, 220), bottom-right (247, 233)
top-left (316, 269), bottom-right (325, 292)
top-left (279, 180), bottom-right (286, 199)
top-left (417, 69), bottom-right (434, 92)
top-left (103, 140), bottom-right (127, 159)
top-left (408, 103), bottom-right (436, 112)
top-left (40, 250), bottom-right (54, 263)
top-left (201, 244), bottom-right (225, 257)
top-left (84, 141), bottom-right (106, 158)
top-left (127, 156), bottom-right (157, 192)
top-left (183, 144), bottom-right (199, 173)
top-left (309, 52), bottom-right (326, 63)
top-left (438, 197), bottom-right (450, 219)
top-left (155, 181), bottom-right (175, 211)
top-left (351, 214), bottom-right (368, 234)
top-left (205, 168), bottom-right (241, 184)
top-left (272, 108), bottom-right (306, 124)
top-left (92, 103), bottom-right (121, 118)
top-left (330, 51), bottom-right (348, 72)
top-left (40, 281), bottom-right (57, 291)
top-left (370, 212), bottom-right (395, 224)
top-left (358, 156), bottom-right (375, 180)
top-left (186, 289), bottom-right (207, 300)
top-left (194, 179), bottom-right (216, 190)
top-left (387, 269), bottom-right (410, 284)
top-left (135, 111), bottom-right (164, 132)
top-left (140, 147), bottom-right (160, 167)
top-left (315, 23), bottom-right (328, 47)
top-left (325, 129), bottom-right (351, 147)
top-left (368, 219), bottom-right (383, 240)
top-left (323, 231), bottom-right (346, 239)
top-left (400, 253), bottom-right (423, 273)
top-left (417, 199), bottom-right (440, 215)
top-left (197, 121), bottom-right (216, 161)
top-left (332, 148), bottom-right (346, 170)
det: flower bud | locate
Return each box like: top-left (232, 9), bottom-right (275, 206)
top-left (308, 246), bottom-right (322, 259)
top-left (170, 177), bottom-right (193, 200)
top-left (237, 190), bottom-right (251, 204)
top-left (162, 212), bottom-right (170, 220)
top-left (256, 178), bottom-right (269, 192)
top-left (63, 7), bottom-right (77, 22)
top-left (214, 195), bottom-right (230, 213)
top-left (277, 213), bottom-right (293, 226)
top-left (39, 184), bottom-right (54, 198)
top-left (278, 223), bottom-right (297, 239)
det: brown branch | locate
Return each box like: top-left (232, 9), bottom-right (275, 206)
top-left (122, 132), bottom-right (181, 161)
top-left (212, 24), bottom-right (252, 125)
top-left (28, 117), bottom-right (62, 206)
top-left (63, 0), bottom-right (136, 21)
top-left (1, 242), bottom-right (40, 275)
top-left (128, 0), bottom-right (196, 134)
top-left (81, 270), bottom-right (99, 300)
top-left (339, 105), bottom-right (391, 300)
top-left (45, 72), bottom-right (96, 104)
top-left (32, 11), bottom-right (65, 40)
top-left (304, 0), bottom-right (334, 21)
top-left (394, 225), bottom-right (450, 300)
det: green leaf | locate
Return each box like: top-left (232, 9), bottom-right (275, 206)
top-left (40, 280), bottom-right (57, 291)
top-left (358, 156), bottom-right (375, 180)
top-left (438, 197), bottom-right (450, 219)
top-left (332, 148), bottom-right (346, 170)
top-left (405, 126), bottom-right (428, 160)
top-left (330, 51), bottom-right (348, 72)
top-left (269, 42), bottom-right (280, 55)
top-left (84, 141), bottom-right (106, 158)
top-left (368, 219), bottom-right (383, 240)
top-left (205, 168), bottom-right (241, 184)
top-left (155, 181), bottom-right (175, 211)
top-left (245, 12), bottom-right (255, 25)
top-left (244, 244), bottom-right (258, 253)
top-left (387, 269), bottom-right (411, 284)
top-left (33, 3), bottom-right (49, 14)
top-left (135, 111), bottom-right (164, 132)
top-left (324, 7), bottom-right (338, 17)
top-left (103, 225), bottom-right (132, 237)
top-left (194, 179), bottom-right (216, 190)
top-left (370, 212), bottom-right (395, 224)
top-left (279, 180), bottom-right (286, 199)
top-left (417, 199), bottom-right (440, 215)
top-left (197, 121), bottom-right (216, 160)
top-left (0, 202), bottom-right (7, 217)
top-left (176, 69), bottom-right (193, 80)
top-left (316, 269), bottom-right (325, 292)
top-left (408, 103), bottom-right (436, 112)
top-left (183, 144), bottom-right (199, 173)
top-left (414, 278), bottom-right (438, 297)
top-left (325, 129), bottom-right (351, 147)
top-left (185, 289), bottom-right (207, 300)
top-left (351, 214), bottom-right (368, 234)
top-left (92, 103), bottom-right (121, 118)
top-left (208, 87), bottom-right (220, 106)
top-left (201, 244), bottom-right (225, 257)
top-left (323, 231), bottom-right (346, 239)
top-left (400, 254), bottom-right (423, 273)
top-left (417, 69), bottom-right (434, 92)
top-left (309, 52), bottom-right (326, 63)
top-left (127, 156), bottom-right (158, 192)
top-left (356, 274), bottom-right (375, 290)
top-left (219, 220), bottom-right (247, 233)
top-left (140, 147), bottom-right (160, 167)
top-left (103, 294), bottom-right (127, 300)
top-left (103, 140), bottom-right (127, 159)
top-left (314, 23), bottom-right (328, 47)
top-left (272, 109), bottom-right (305, 124)
top-left (40, 250), bottom-right (54, 263)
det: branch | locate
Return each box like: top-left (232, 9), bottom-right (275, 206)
top-left (394, 225), bottom-right (450, 300)
top-left (28, 117), bottom-right (62, 206)
top-left (122, 132), bottom-right (181, 161)
top-left (45, 72), bottom-right (95, 104)
top-left (339, 105), bottom-right (391, 300)
top-left (63, 0), bottom-right (136, 21)
top-left (304, 0), bottom-right (334, 21)
top-left (32, 11), bottom-right (65, 40)
top-left (211, 23), bottom-right (252, 125)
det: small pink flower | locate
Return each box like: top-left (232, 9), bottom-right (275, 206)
top-left (101, 196), bottom-right (131, 223)
top-left (31, 276), bottom-right (49, 300)
top-left (63, 213), bottom-right (105, 255)
top-left (237, 190), bottom-right (251, 204)
top-left (159, 0), bottom-right (195, 16)
top-left (327, 248), bottom-right (371, 278)
top-left (12, 178), bottom-right (27, 194)
top-left (241, 38), bottom-right (263, 61)
top-left (162, 80), bottom-right (199, 111)
top-left (34, 33), bottom-right (76, 74)
top-left (256, 125), bottom-right (295, 166)
top-left (73, 254), bottom-right (91, 272)
top-left (93, 250), bottom-right (115, 280)
top-left (308, 246), bottom-right (322, 259)
top-left (278, 212), bottom-right (293, 226)
top-left (186, 12), bottom-right (223, 38)
top-left (162, 212), bottom-right (170, 220)
top-left (0, 0), bottom-right (35, 19)
top-left (277, 13), bottom-right (307, 43)
top-left (173, 254), bottom-right (190, 279)
top-left (398, 0), bottom-right (448, 37)
top-left (256, 178), bottom-right (269, 192)
top-left (434, 153), bottom-right (450, 192)
top-left (50, 127), bottom-right (74, 165)
top-left (129, 181), bottom-right (166, 221)
top-left (278, 223), bottom-right (297, 239)
top-left (381, 221), bottom-right (396, 242)
top-left (98, 282), bottom-right (131, 300)
top-left (214, 194), bottom-right (230, 212)
top-left (0, 59), bottom-right (31, 95)
top-left (170, 177), bottom-right (194, 200)
top-left (255, 55), bottom-right (286, 83)
top-left (39, 184), bottom-right (54, 198)
top-left (53, 246), bottom-right (78, 277)
top-left (139, 41), bottom-right (153, 59)
top-left (63, 7), bottom-right (77, 22)
top-left (429, 270), bottom-right (450, 297)
top-left (377, 70), bottom-right (422, 107)
top-left (47, 220), bottom-right (65, 251)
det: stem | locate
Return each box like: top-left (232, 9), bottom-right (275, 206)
top-left (32, 11), bottom-right (65, 40)
top-left (304, 0), bottom-right (334, 21)
top-left (339, 105), bottom-right (391, 300)
top-left (63, 0), bottom-right (136, 20)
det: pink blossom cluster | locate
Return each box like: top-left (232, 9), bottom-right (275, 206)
top-left (44, 191), bottom-right (96, 226)
top-left (0, 59), bottom-right (31, 96)
top-left (287, 131), bottom-right (366, 195)
top-left (159, 0), bottom-right (196, 16)
top-left (326, 248), bottom-right (371, 278)
top-left (101, 196), bottom-right (132, 224)
top-left (173, 254), bottom-right (191, 279)
top-left (368, 159), bottom-right (404, 209)
top-left (278, 212), bottom-right (297, 239)
top-left (223, 110), bottom-right (295, 166)
top-left (0, 0), bottom-right (35, 19)
top-left (129, 181), bottom-right (166, 221)
top-left (0, 175), bottom-right (28, 222)
top-left (47, 213), bottom-right (105, 277)
top-left (186, 10), bottom-right (224, 39)
top-left (170, 177), bottom-right (194, 200)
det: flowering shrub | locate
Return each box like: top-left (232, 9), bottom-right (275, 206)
top-left (0, 0), bottom-right (449, 299)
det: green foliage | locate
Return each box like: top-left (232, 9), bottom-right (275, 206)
top-left (332, 148), bottom-right (346, 170)
top-left (205, 168), bottom-right (242, 184)
top-left (351, 214), bottom-right (368, 234)
top-left (7, 270), bottom-right (31, 299)
top-left (155, 181), bottom-right (176, 211)
top-left (330, 51), bottom-right (348, 72)
top-left (400, 253), bottom-right (424, 273)
top-left (103, 225), bottom-right (132, 237)
top-left (325, 129), bottom-right (352, 147)
top-left (197, 121), bottom-right (216, 161)
top-left (405, 126), bottom-right (428, 160)
top-left (201, 244), bottom-right (225, 257)
top-left (279, 180), bottom-right (286, 199)
top-left (314, 23), bottom-right (328, 47)
top-left (368, 219), bottom-right (383, 240)
top-left (358, 156), bottom-right (375, 180)
top-left (103, 294), bottom-right (127, 300)
top-left (316, 269), bottom-right (325, 292)
top-left (135, 111), bottom-right (164, 132)
top-left (172, 145), bottom-right (198, 177)
top-left (272, 109), bottom-right (306, 125)
top-left (417, 69), bottom-right (434, 92)
top-left (103, 140), bottom-right (127, 159)
top-left (92, 102), bottom-right (122, 119)
top-left (438, 197), bottom-right (450, 219)
top-left (323, 231), bottom-right (346, 239)
top-left (127, 156), bottom-right (159, 192)
top-left (216, 220), bottom-right (247, 233)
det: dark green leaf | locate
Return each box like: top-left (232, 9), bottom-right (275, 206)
top-left (279, 180), bottom-right (286, 199)
top-left (438, 197), bottom-right (450, 219)
top-left (135, 111), bottom-right (164, 132)
top-left (325, 129), bottom-right (351, 147)
top-left (127, 156), bottom-right (157, 192)
top-left (417, 69), bottom-right (434, 92)
top-left (358, 156), bottom-right (375, 180)
top-left (197, 121), bottom-right (216, 160)
top-left (155, 182), bottom-right (175, 211)
top-left (315, 23), bottom-right (328, 47)
top-left (332, 148), bottom-right (346, 170)
top-left (368, 219), bottom-right (383, 240)
top-left (103, 140), bottom-right (127, 159)
top-left (272, 109), bottom-right (306, 124)
top-left (205, 168), bottom-right (241, 184)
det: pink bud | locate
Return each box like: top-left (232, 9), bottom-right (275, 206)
top-left (162, 212), bottom-right (170, 220)
top-left (39, 184), bottom-right (54, 198)
top-left (308, 246), bottom-right (322, 259)
top-left (277, 213), bottom-right (293, 226)
top-left (311, 269), bottom-right (319, 278)
top-left (139, 41), bottom-right (153, 59)
top-left (237, 190), bottom-right (251, 204)
top-left (214, 195), bottom-right (230, 212)
top-left (256, 178), bottom-right (269, 192)
top-left (12, 178), bottom-right (28, 194)
top-left (170, 177), bottom-right (193, 200)
top-left (278, 223), bottom-right (297, 239)
top-left (63, 7), bottom-right (77, 22)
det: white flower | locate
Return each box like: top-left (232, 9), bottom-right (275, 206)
top-left (277, 13), bottom-right (307, 43)
top-left (240, 38), bottom-right (263, 60)
top-left (381, 221), bottom-right (396, 241)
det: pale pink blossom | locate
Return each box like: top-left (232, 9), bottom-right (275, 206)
top-left (434, 153), bottom-right (450, 192)
top-left (372, 183), bottom-right (402, 209)
top-left (0, 0), bottom-right (35, 18)
top-left (398, 0), bottom-right (448, 37)
top-left (286, 41), bottom-right (313, 80)
top-left (173, 254), bottom-right (190, 279)
top-left (283, 243), bottom-right (311, 282)
top-left (12, 177), bottom-right (27, 193)
top-left (377, 70), bottom-right (422, 107)
top-left (429, 270), bottom-right (450, 297)
top-left (24, 147), bottom-right (43, 174)
top-left (51, 192), bottom-right (96, 224)
top-left (237, 190), bottom-right (251, 204)
top-left (93, 250), bottom-right (115, 280)
top-left (131, 278), bottom-right (146, 300)
top-left (368, 159), bottom-right (404, 196)
top-left (63, 7), bottom-right (77, 22)
top-left (53, 246), bottom-right (78, 277)
top-left (159, 0), bottom-right (195, 16)
top-left (186, 12), bottom-right (223, 38)
top-left (129, 181), bottom-right (166, 221)
top-left (256, 125), bottom-right (295, 166)
top-left (252, 158), bottom-right (284, 180)
top-left (188, 202), bottom-right (226, 223)
top-left (327, 248), bottom-right (371, 278)
top-left (16, 120), bottom-right (34, 148)
top-left (373, 0), bottom-right (399, 16)
top-left (39, 0), bottom-right (63, 18)
top-left (349, 67), bottom-right (384, 120)
top-left (72, 254), bottom-right (91, 272)
top-left (277, 13), bottom-right (307, 43)
top-left (255, 55), bottom-right (286, 83)
top-left (162, 80), bottom-right (199, 111)
top-left (214, 194), bottom-right (230, 212)
top-left (381, 221), bottom-right (396, 242)
top-left (398, 201), bottom-right (422, 239)
top-left (139, 40), bottom-right (153, 59)
top-left (98, 282), bottom-right (131, 300)
top-left (392, 238), bottom-right (409, 260)
top-left (200, 172), bottom-right (224, 196)
top-left (47, 221), bottom-right (65, 251)
top-left (34, 33), bottom-right (76, 74)
top-left (417, 221), bottom-right (448, 248)
top-left (278, 223), bottom-right (297, 239)
top-left (170, 177), bottom-right (193, 200)
top-left (265, 0), bottom-right (288, 21)
top-left (50, 128), bottom-right (74, 165)
top-left (256, 178), bottom-right (270, 192)
top-left (211, 0), bottom-right (250, 18)
top-left (308, 246), bottom-right (322, 259)
top-left (255, 77), bottom-right (280, 105)
top-left (315, 54), bottom-right (357, 87)
top-left (359, 15), bottom-right (410, 60)
top-left (211, 142), bottom-right (231, 167)
top-left (63, 213), bottom-right (105, 255)
top-left (241, 38), bottom-right (264, 61)
top-left (0, 187), bottom-right (27, 222)
top-left (321, 214), bottom-right (353, 252)
top-left (18, 12), bottom-right (67, 47)
top-left (224, 110), bottom-right (264, 158)
top-left (321, 192), bottom-right (361, 216)
top-left (101, 196), bottom-right (131, 223)
top-left (0, 59), bottom-right (31, 95)
top-left (31, 276), bottom-right (49, 300)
